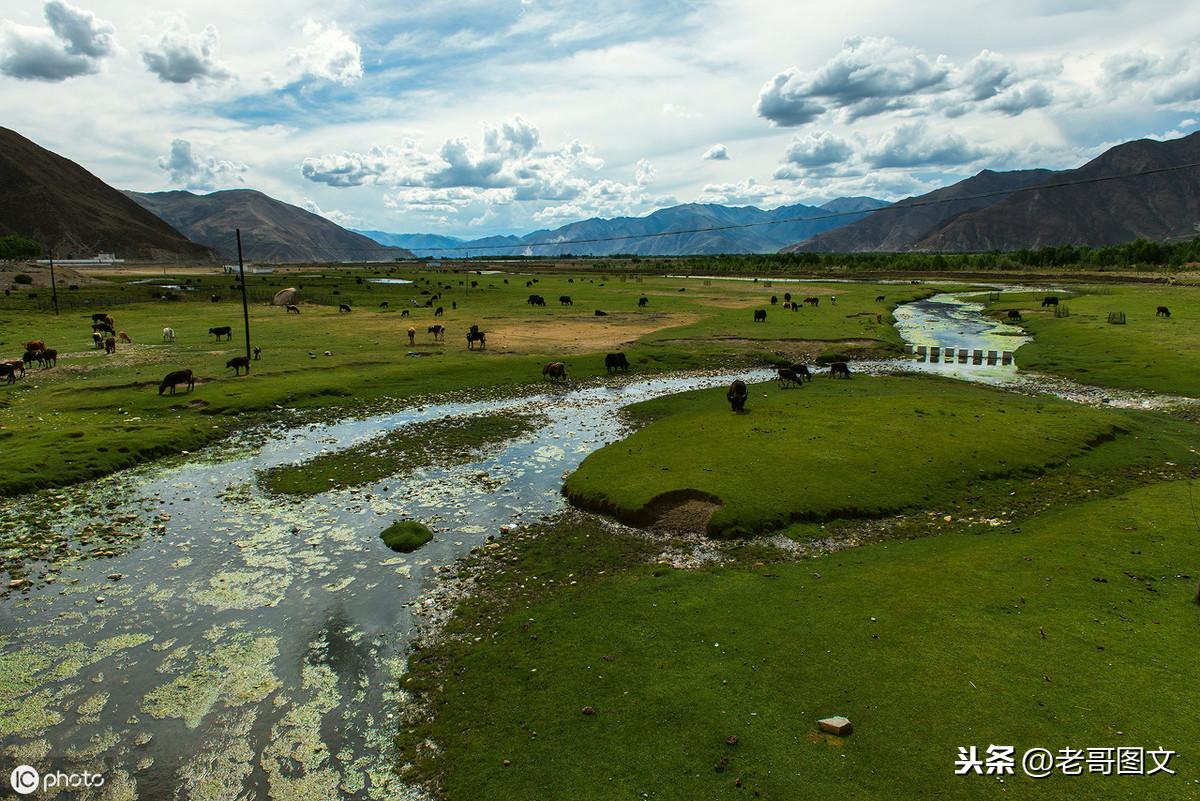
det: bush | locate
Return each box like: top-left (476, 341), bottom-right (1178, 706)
top-left (380, 520), bottom-right (433, 552)
top-left (13, 273), bottom-right (33, 285)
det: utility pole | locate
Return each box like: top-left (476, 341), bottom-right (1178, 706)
top-left (48, 249), bottom-right (59, 315)
top-left (237, 229), bottom-right (251, 366)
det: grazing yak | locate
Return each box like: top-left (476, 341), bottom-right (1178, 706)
top-left (428, 324), bottom-right (445, 342)
top-left (559, 295), bottom-right (573, 306)
top-left (787, 363), bottom-right (812, 382)
top-left (159, 369), bottom-right (195, 395)
top-left (5, 359), bottom-right (25, 380)
top-left (104, 337), bottom-right (116, 354)
top-left (753, 309), bottom-right (767, 322)
top-left (401, 309), bottom-right (410, 318)
top-left (91, 312), bottom-right (109, 323)
top-left (227, 356), bottom-right (251, 376)
top-left (528, 294), bottom-right (546, 306)
top-left (1007, 309), bottom-right (1022, 320)
top-left (23, 339), bottom-right (45, 353)
top-left (209, 326), bottom-right (233, 341)
top-left (595, 309), bottom-right (608, 316)
top-left (1042, 296), bottom-right (1059, 307)
top-left (1157, 305), bottom-right (1171, 317)
top-left (466, 325), bottom-right (486, 349)
top-left (21, 349), bottom-right (41, 366)
top-left (286, 304), bottom-right (301, 315)
top-left (380, 301), bottom-right (389, 309)
top-left (805, 296), bottom-right (821, 307)
top-left (542, 361), bottom-right (567, 381)
top-left (605, 352), bottom-right (630, 372)
top-left (770, 295), bottom-right (778, 304)
top-left (777, 368), bottom-right (801, 388)
top-left (162, 327), bottom-right (176, 342)
top-left (407, 327), bottom-right (416, 345)
top-left (638, 296), bottom-right (648, 307)
top-left (790, 302), bottom-right (799, 311)
top-left (829, 361), bottom-right (852, 379)
top-left (435, 306), bottom-right (444, 317)
top-left (92, 322), bottom-right (114, 335)
top-left (92, 332), bottom-right (103, 348)
top-left (0, 363), bottom-right (15, 384)
top-left (727, 379), bottom-right (748, 412)
top-left (339, 303), bottom-right (352, 313)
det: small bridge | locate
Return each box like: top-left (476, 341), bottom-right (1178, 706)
top-left (904, 344), bottom-right (1014, 366)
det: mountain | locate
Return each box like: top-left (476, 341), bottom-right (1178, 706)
top-left (354, 231), bottom-right (464, 253)
top-left (784, 169), bottom-right (1059, 253)
top-left (358, 198), bottom-right (889, 257)
top-left (0, 127), bottom-right (214, 261)
top-left (125, 189), bottom-right (415, 263)
top-left (914, 133), bottom-right (1200, 251)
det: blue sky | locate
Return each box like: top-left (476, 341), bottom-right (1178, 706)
top-left (2, 0), bottom-right (1199, 237)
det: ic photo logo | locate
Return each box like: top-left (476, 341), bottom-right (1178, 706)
top-left (9, 765), bottom-right (39, 795)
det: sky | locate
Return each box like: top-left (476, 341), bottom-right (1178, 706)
top-left (2, 0), bottom-right (1199, 238)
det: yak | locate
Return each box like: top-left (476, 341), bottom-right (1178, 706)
top-left (159, 369), bottom-right (195, 395)
top-left (605, 352), bottom-right (630, 372)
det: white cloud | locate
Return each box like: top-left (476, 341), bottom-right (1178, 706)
top-left (634, 158), bottom-right (655, 185)
top-left (701, 143), bottom-right (730, 160)
top-left (288, 20), bottom-right (362, 85)
top-left (140, 20), bottom-right (231, 84)
top-left (779, 131), bottom-right (853, 168)
top-left (863, 122), bottom-right (992, 169)
top-left (158, 138), bottom-right (247, 189)
top-left (0, 0), bottom-right (115, 81)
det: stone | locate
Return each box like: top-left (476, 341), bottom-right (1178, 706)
top-left (818, 716), bottom-right (853, 736)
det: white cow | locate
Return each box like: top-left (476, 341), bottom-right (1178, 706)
top-left (162, 327), bottom-right (176, 342)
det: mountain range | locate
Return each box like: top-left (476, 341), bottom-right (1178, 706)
top-left (125, 190), bottom-right (414, 263)
top-left (356, 197), bottom-right (892, 257)
top-left (0, 127), bottom-right (214, 261)
top-left (786, 132), bottom-right (1200, 253)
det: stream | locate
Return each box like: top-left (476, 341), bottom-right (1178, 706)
top-left (0, 287), bottom-right (1191, 799)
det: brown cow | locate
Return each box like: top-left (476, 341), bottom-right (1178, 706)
top-left (542, 361), bottom-right (567, 381)
top-left (24, 340), bottom-right (44, 352)
top-left (118, 331), bottom-right (132, 343)
top-left (407, 327), bottom-right (416, 345)
top-left (829, 361), bottom-right (852, 378)
top-left (37, 348), bottom-right (57, 367)
top-left (104, 337), bottom-right (116, 354)
top-left (227, 355), bottom-right (251, 376)
top-left (777, 368), bottom-right (801, 388)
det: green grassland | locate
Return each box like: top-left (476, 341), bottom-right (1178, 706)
top-left (564, 374), bottom-right (1193, 537)
top-left (398, 479), bottom-right (1200, 801)
top-left (258, 411), bottom-right (542, 495)
top-left (987, 283), bottom-right (1200, 397)
top-left (0, 267), bottom-right (933, 495)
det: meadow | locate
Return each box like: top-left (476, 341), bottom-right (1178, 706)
top-left (0, 265), bottom-right (926, 494)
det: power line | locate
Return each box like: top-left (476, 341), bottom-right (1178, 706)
top-left (242, 160), bottom-right (1200, 259)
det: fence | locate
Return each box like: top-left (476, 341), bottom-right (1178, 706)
top-left (905, 344), bottom-right (1014, 366)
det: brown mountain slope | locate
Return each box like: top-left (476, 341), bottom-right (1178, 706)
top-left (783, 168), bottom-right (1059, 253)
top-left (0, 127), bottom-right (214, 261)
top-left (914, 132), bottom-right (1200, 251)
top-left (125, 189), bottom-right (414, 263)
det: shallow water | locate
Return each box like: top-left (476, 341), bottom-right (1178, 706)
top-left (0, 370), bottom-right (773, 800)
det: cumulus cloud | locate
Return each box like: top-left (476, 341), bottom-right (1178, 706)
top-left (158, 138), bottom-right (247, 189)
top-left (780, 131), bottom-right (853, 168)
top-left (306, 116), bottom-right (666, 225)
top-left (1101, 48), bottom-right (1200, 106)
top-left (0, 0), bottom-right (115, 81)
top-left (288, 20), bottom-right (362, 85)
top-left (140, 20), bottom-right (231, 83)
top-left (701, 143), bottom-right (729, 160)
top-left (697, 177), bottom-right (797, 207)
top-left (862, 122), bottom-right (990, 169)
top-left (301, 199), bottom-right (357, 227)
top-left (757, 36), bottom-right (1062, 127)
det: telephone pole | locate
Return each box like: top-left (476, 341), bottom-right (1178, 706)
top-left (236, 229), bottom-right (251, 365)
top-left (48, 250), bottom-right (59, 315)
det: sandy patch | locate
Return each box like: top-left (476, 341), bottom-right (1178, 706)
top-left (480, 312), bottom-right (700, 353)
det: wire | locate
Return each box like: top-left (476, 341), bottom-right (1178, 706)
top-left (243, 159), bottom-right (1200, 259)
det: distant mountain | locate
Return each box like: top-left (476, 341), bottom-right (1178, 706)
top-left (359, 198), bottom-right (889, 257)
top-left (0, 127), bottom-right (214, 261)
top-left (784, 169), bottom-right (1059, 253)
top-left (914, 133), bottom-right (1200, 251)
top-left (125, 190), bottom-right (415, 263)
top-left (354, 231), bottom-right (463, 253)
top-left (818, 196), bottom-right (893, 214)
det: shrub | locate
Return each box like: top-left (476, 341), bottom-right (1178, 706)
top-left (13, 273), bottom-right (33, 285)
top-left (380, 520), bottom-right (433, 553)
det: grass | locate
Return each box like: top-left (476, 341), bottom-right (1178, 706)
top-left (379, 521), bottom-right (433, 553)
top-left (397, 479), bottom-right (1200, 800)
top-left (986, 283), bottom-right (1200, 397)
top-left (564, 374), bottom-right (1170, 537)
top-left (257, 411), bottom-right (542, 495)
top-left (0, 267), bottom-right (921, 495)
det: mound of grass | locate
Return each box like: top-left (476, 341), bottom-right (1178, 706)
top-left (398, 480), bottom-right (1200, 800)
top-left (258, 411), bottom-right (542, 496)
top-left (379, 520), bottom-right (432, 552)
top-left (989, 284), bottom-right (1200, 397)
top-left (565, 374), bottom-right (1143, 537)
